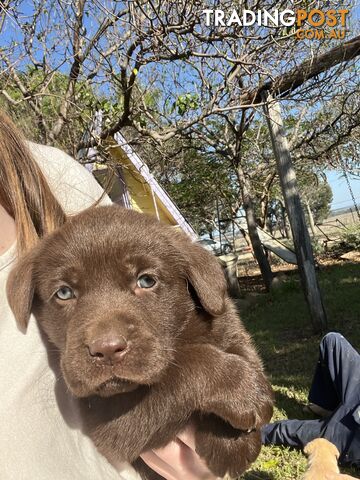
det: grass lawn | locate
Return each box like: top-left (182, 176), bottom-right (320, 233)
top-left (236, 261), bottom-right (360, 479)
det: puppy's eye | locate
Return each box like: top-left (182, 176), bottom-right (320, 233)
top-left (55, 286), bottom-right (75, 300)
top-left (136, 274), bottom-right (156, 289)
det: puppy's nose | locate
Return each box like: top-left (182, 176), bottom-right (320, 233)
top-left (88, 335), bottom-right (128, 364)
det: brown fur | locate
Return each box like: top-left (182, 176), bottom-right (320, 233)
top-left (7, 205), bottom-right (273, 479)
top-left (303, 439), bottom-right (357, 480)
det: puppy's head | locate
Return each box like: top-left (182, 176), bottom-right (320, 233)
top-left (304, 438), bottom-right (340, 459)
top-left (7, 206), bottom-right (227, 398)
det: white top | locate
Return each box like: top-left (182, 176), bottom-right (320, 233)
top-left (0, 143), bottom-right (140, 480)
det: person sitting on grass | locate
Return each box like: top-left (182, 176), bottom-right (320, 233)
top-left (262, 332), bottom-right (360, 468)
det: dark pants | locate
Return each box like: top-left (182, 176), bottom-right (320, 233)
top-left (308, 332), bottom-right (360, 410)
top-left (261, 333), bottom-right (360, 465)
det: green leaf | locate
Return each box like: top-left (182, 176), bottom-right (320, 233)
top-left (261, 459), bottom-right (279, 470)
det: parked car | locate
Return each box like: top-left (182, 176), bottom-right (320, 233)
top-left (196, 238), bottom-right (233, 256)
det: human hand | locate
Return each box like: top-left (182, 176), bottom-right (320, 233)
top-left (140, 424), bottom-right (220, 480)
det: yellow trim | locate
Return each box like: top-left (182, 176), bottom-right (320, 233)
top-left (97, 143), bottom-right (179, 226)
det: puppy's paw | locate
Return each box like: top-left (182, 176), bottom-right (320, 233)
top-left (194, 414), bottom-right (262, 478)
top-left (201, 353), bottom-right (274, 433)
top-left (205, 386), bottom-right (273, 434)
top-left (222, 398), bottom-right (273, 433)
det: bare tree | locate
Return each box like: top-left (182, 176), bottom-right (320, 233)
top-left (1, 0), bottom-right (359, 322)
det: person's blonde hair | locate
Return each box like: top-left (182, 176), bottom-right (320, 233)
top-left (0, 112), bottom-right (65, 253)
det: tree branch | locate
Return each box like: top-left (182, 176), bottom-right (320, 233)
top-left (240, 35), bottom-right (360, 106)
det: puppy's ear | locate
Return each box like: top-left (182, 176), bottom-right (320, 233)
top-left (184, 241), bottom-right (227, 316)
top-left (6, 248), bottom-right (38, 332)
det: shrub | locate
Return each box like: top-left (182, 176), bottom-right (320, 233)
top-left (339, 224), bottom-right (360, 251)
top-left (311, 239), bottom-right (325, 256)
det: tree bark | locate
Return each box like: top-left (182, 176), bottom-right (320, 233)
top-left (263, 93), bottom-right (327, 333)
top-left (237, 165), bottom-right (274, 292)
top-left (305, 201), bottom-right (316, 237)
top-left (279, 199), bottom-right (291, 239)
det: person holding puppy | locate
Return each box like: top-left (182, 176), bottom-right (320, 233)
top-left (262, 332), bottom-right (360, 469)
top-left (0, 111), bottom-right (215, 480)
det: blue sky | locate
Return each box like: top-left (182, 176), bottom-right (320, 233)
top-left (327, 170), bottom-right (360, 210)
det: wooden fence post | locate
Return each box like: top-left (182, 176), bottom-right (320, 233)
top-left (262, 92), bottom-right (328, 333)
top-left (219, 254), bottom-right (242, 298)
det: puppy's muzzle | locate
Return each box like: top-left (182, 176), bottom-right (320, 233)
top-left (88, 333), bottom-right (129, 365)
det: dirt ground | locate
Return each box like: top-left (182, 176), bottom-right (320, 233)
top-left (236, 251), bottom-right (359, 294)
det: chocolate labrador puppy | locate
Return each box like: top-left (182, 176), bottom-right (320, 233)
top-left (7, 205), bottom-right (273, 479)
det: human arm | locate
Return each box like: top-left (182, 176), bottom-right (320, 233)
top-left (140, 425), bottom-right (220, 480)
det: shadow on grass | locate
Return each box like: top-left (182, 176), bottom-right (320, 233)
top-left (243, 471), bottom-right (275, 479)
top-left (238, 263), bottom-right (360, 389)
top-left (273, 390), bottom-right (309, 421)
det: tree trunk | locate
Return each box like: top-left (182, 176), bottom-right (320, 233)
top-left (259, 172), bottom-right (276, 229)
top-left (305, 201), bottom-right (317, 237)
top-left (237, 165), bottom-right (274, 292)
top-left (263, 93), bottom-right (327, 333)
top-left (279, 199), bottom-right (290, 239)
top-left (233, 219), bottom-right (252, 247)
top-left (259, 197), bottom-right (268, 229)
